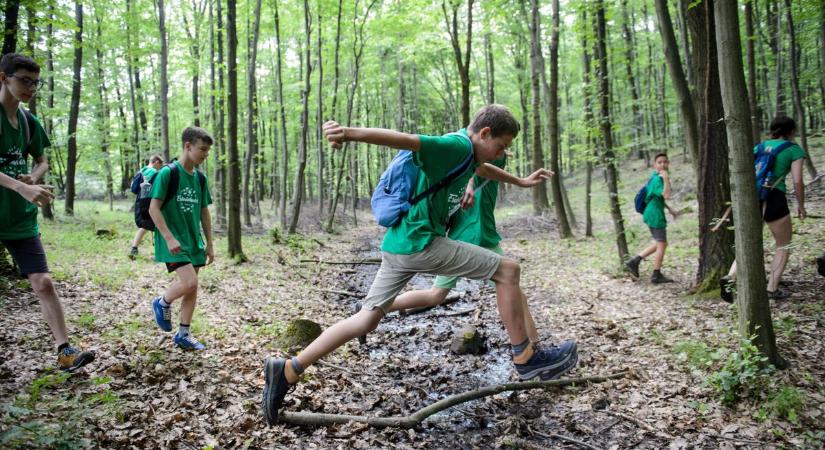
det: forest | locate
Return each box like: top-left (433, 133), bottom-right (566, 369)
top-left (0, 0), bottom-right (824, 448)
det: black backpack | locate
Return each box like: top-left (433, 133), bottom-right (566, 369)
top-left (134, 163), bottom-right (206, 231)
top-left (0, 107), bottom-right (37, 170)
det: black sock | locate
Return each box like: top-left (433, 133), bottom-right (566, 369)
top-left (511, 338), bottom-right (530, 356)
top-left (57, 342), bottom-right (69, 353)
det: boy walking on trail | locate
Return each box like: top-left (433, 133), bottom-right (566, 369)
top-left (625, 153), bottom-right (677, 284)
top-left (388, 156), bottom-right (552, 344)
top-left (0, 53), bottom-right (95, 371)
top-left (129, 154), bottom-right (164, 260)
top-left (149, 127), bottom-right (214, 351)
top-left (262, 105), bottom-right (578, 425)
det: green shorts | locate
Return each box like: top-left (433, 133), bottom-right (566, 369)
top-left (362, 237), bottom-right (503, 313)
top-left (433, 245), bottom-right (503, 289)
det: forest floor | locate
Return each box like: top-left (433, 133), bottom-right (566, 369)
top-left (1, 138), bottom-right (825, 450)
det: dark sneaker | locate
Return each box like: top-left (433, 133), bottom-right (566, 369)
top-left (767, 288), bottom-right (791, 300)
top-left (514, 340), bottom-right (578, 381)
top-left (817, 254), bottom-right (825, 277)
top-left (174, 333), bottom-right (206, 350)
top-left (262, 357), bottom-right (292, 426)
top-left (58, 346), bottom-right (95, 372)
top-left (720, 276), bottom-right (735, 303)
top-left (353, 302), bottom-right (366, 345)
top-left (152, 297), bottom-right (172, 332)
top-left (651, 270), bottom-right (674, 284)
top-left (625, 256), bottom-right (641, 279)
top-left (129, 246), bottom-right (139, 260)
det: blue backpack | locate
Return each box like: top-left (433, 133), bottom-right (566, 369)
top-left (371, 132), bottom-right (474, 228)
top-left (634, 185), bottom-right (648, 214)
top-left (129, 170), bottom-right (144, 195)
top-left (754, 140), bottom-right (794, 201)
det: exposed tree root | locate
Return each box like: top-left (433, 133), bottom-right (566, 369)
top-left (279, 371), bottom-right (628, 428)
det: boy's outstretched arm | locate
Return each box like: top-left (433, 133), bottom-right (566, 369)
top-left (323, 120), bottom-right (420, 151)
top-left (476, 164), bottom-right (553, 188)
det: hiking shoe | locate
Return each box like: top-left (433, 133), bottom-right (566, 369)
top-left (720, 276), bottom-right (735, 303)
top-left (767, 288), bottom-right (791, 300)
top-left (129, 246), bottom-right (139, 260)
top-left (174, 333), bottom-right (206, 350)
top-left (817, 254), bottom-right (825, 277)
top-left (57, 346), bottom-right (95, 372)
top-left (353, 302), bottom-right (366, 345)
top-left (514, 340), bottom-right (578, 381)
top-left (625, 256), bottom-right (641, 279)
top-left (152, 297), bottom-right (172, 332)
top-left (262, 357), bottom-right (292, 426)
top-left (651, 270), bottom-right (674, 284)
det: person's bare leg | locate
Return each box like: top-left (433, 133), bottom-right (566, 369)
top-left (176, 266), bottom-right (200, 325)
top-left (288, 308), bottom-right (384, 383)
top-left (28, 273), bottom-right (69, 346)
top-left (638, 242), bottom-right (657, 259)
top-left (727, 261), bottom-right (737, 279)
top-left (766, 215), bottom-right (792, 292)
top-left (162, 265), bottom-right (198, 304)
top-left (388, 287), bottom-right (450, 312)
top-left (131, 228), bottom-right (148, 248)
top-left (652, 241), bottom-right (668, 270)
top-left (490, 258), bottom-right (527, 345)
top-left (520, 290), bottom-right (539, 343)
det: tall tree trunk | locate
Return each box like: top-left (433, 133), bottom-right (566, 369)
top-left (546, 0), bottom-right (571, 237)
top-left (210, 0), bottom-right (226, 227)
top-left (483, 32), bottom-right (495, 104)
top-left (288, 0), bottom-right (312, 234)
top-left (595, 0), bottom-right (629, 263)
top-left (526, 0), bottom-right (549, 214)
top-left (713, 0), bottom-right (784, 369)
top-left (182, 1), bottom-right (205, 128)
top-left (621, 0), bottom-right (644, 158)
top-left (316, 4), bottom-right (325, 222)
top-left (687, 0), bottom-right (734, 290)
top-left (654, 0), bottom-right (699, 170)
top-left (442, 0), bottom-right (473, 126)
top-left (156, 0), bottom-right (170, 161)
top-left (26, 4), bottom-right (53, 219)
top-left (820, 3), bottom-right (825, 118)
top-left (226, 0), bottom-right (245, 260)
top-left (581, 10), bottom-right (594, 238)
top-left (64, 0), bottom-right (83, 216)
top-left (2, 0), bottom-right (20, 54)
top-left (94, 14), bottom-right (114, 211)
top-left (744, 1), bottom-right (761, 142)
top-left (784, 0), bottom-right (817, 178)
top-left (769, 1), bottom-right (785, 117)
top-left (274, 0), bottom-right (289, 229)
top-left (243, 0), bottom-right (263, 227)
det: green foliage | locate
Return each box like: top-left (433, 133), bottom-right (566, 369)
top-left (766, 386), bottom-right (805, 424)
top-left (773, 314), bottom-right (797, 340)
top-left (672, 340), bottom-right (722, 371)
top-left (72, 312), bottom-right (97, 330)
top-left (0, 417), bottom-right (91, 450)
top-left (26, 371), bottom-right (72, 408)
top-left (705, 337), bottom-right (774, 406)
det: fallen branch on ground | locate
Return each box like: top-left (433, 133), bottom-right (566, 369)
top-left (532, 429), bottom-right (605, 450)
top-left (279, 371), bottom-right (628, 428)
top-left (300, 258), bottom-right (381, 265)
top-left (311, 287), bottom-right (361, 297)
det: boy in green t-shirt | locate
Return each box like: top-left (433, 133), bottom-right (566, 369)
top-left (625, 153), bottom-right (678, 284)
top-left (388, 156), bottom-right (553, 344)
top-left (262, 105), bottom-right (578, 425)
top-left (0, 53), bottom-right (95, 371)
top-left (129, 154), bottom-right (164, 259)
top-left (148, 127), bottom-right (214, 350)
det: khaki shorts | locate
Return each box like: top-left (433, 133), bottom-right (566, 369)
top-left (433, 244), bottom-right (503, 289)
top-left (363, 236), bottom-right (503, 313)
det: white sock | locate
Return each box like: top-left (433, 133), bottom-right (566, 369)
top-left (159, 297), bottom-right (171, 308)
top-left (178, 324), bottom-right (190, 337)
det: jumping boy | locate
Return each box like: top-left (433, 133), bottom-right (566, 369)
top-left (388, 158), bottom-right (552, 345)
top-left (0, 53), bottom-right (95, 371)
top-left (129, 154), bottom-right (164, 259)
top-left (149, 127), bottom-right (214, 350)
top-left (625, 153), bottom-right (677, 284)
top-left (262, 105), bottom-right (578, 425)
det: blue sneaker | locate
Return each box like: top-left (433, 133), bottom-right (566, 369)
top-left (514, 340), bottom-right (578, 381)
top-left (152, 297), bottom-right (172, 332)
top-left (174, 333), bottom-right (206, 350)
top-left (262, 357), bottom-right (292, 425)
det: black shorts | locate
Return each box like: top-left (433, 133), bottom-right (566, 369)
top-left (1, 235), bottom-right (49, 276)
top-left (761, 189), bottom-right (790, 223)
top-left (165, 261), bottom-right (205, 273)
top-left (648, 227), bottom-right (667, 243)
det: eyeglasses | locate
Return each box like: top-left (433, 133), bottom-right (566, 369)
top-left (10, 75), bottom-right (45, 90)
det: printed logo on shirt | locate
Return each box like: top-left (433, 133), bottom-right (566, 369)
top-left (177, 186), bottom-right (199, 213)
top-left (0, 146), bottom-right (27, 178)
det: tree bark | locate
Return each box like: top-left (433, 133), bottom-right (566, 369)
top-left (783, 0), bottom-right (817, 178)
top-left (442, 0), bottom-right (473, 127)
top-left (182, 0), bottom-right (206, 128)
top-left (744, 1), bottom-right (761, 142)
top-left (288, 0), bottom-right (313, 234)
top-left (526, 0), bottom-right (549, 214)
top-left (621, 0), bottom-right (644, 159)
top-left (581, 10), bottom-right (594, 238)
top-left (713, 0), bottom-right (784, 369)
top-left (243, 0), bottom-right (263, 227)
top-left (546, 0), bottom-right (571, 237)
top-left (653, 0), bottom-right (699, 169)
top-left (210, 0), bottom-right (226, 227)
top-left (274, 0), bottom-right (289, 229)
top-left (64, 0), bottom-right (83, 216)
top-left (316, 4), bottom-right (325, 222)
top-left (768, 1), bottom-right (785, 117)
top-left (484, 33), bottom-right (494, 104)
top-left (94, 13), bottom-right (114, 211)
top-left (2, 0), bottom-right (20, 55)
top-left (156, 0), bottom-right (170, 162)
top-left (595, 0), bottom-right (629, 264)
top-left (226, 0), bottom-right (245, 260)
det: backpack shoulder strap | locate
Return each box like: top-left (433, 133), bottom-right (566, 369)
top-left (161, 163), bottom-right (180, 208)
top-left (409, 143), bottom-right (475, 205)
top-left (772, 140), bottom-right (794, 155)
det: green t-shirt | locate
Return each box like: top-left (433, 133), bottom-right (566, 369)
top-left (150, 161), bottom-right (212, 264)
top-left (141, 166), bottom-right (158, 180)
top-left (447, 156), bottom-right (506, 249)
top-left (642, 171), bottom-right (667, 229)
top-left (0, 109), bottom-right (51, 240)
top-left (753, 139), bottom-right (806, 193)
top-left (381, 129), bottom-right (478, 255)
